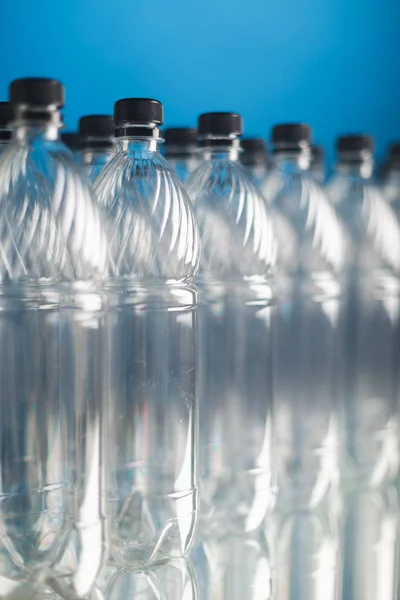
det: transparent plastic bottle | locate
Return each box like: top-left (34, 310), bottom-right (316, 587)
top-left (0, 102), bottom-right (11, 153)
top-left (0, 78), bottom-right (108, 598)
top-left (94, 98), bottom-right (200, 567)
top-left (61, 131), bottom-right (81, 155)
top-left (326, 135), bottom-right (400, 488)
top-left (78, 115), bottom-right (116, 182)
top-left (263, 123), bottom-right (344, 513)
top-left (310, 145), bottom-right (326, 183)
top-left (186, 112), bottom-right (276, 539)
top-left (326, 135), bottom-right (400, 600)
top-left (163, 127), bottom-right (199, 182)
top-left (240, 137), bottom-right (269, 189)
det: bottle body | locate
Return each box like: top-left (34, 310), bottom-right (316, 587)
top-left (326, 157), bottom-right (400, 600)
top-left (94, 119), bottom-right (200, 567)
top-left (106, 284), bottom-right (198, 566)
top-left (187, 137), bottom-right (276, 539)
top-left (198, 280), bottom-right (274, 537)
top-left (0, 126), bottom-right (107, 596)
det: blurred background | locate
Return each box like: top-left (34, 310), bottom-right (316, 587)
top-left (0, 0), bottom-right (399, 163)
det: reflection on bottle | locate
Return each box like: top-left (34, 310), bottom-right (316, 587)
top-left (341, 486), bottom-right (398, 600)
top-left (98, 559), bottom-right (197, 600)
top-left (272, 509), bottom-right (339, 600)
top-left (192, 532), bottom-right (273, 600)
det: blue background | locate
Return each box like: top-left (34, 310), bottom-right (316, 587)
top-left (1, 0), bottom-right (399, 162)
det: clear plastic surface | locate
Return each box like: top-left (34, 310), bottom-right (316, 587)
top-left (95, 137), bottom-right (200, 567)
top-left (326, 162), bottom-right (400, 488)
top-left (79, 146), bottom-right (115, 183)
top-left (187, 145), bottom-right (276, 538)
top-left (0, 125), bottom-right (108, 598)
top-left (261, 152), bottom-right (345, 512)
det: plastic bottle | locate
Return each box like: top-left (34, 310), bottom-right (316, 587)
top-left (163, 127), bottom-right (199, 181)
top-left (240, 137), bottom-right (269, 189)
top-left (78, 115), bottom-right (115, 182)
top-left (0, 102), bottom-right (11, 152)
top-left (0, 78), bottom-right (108, 598)
top-left (325, 134), bottom-right (400, 600)
top-left (263, 123), bottom-right (344, 600)
top-left (94, 98), bottom-right (200, 567)
top-left (186, 112), bottom-right (276, 539)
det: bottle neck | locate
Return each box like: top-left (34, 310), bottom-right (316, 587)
top-left (273, 148), bottom-right (311, 172)
top-left (335, 156), bottom-right (374, 179)
top-left (11, 106), bottom-right (62, 142)
top-left (200, 146), bottom-right (240, 161)
top-left (116, 138), bottom-right (159, 154)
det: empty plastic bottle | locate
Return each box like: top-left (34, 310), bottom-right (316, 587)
top-left (186, 112), bottom-right (276, 539)
top-left (94, 98), bottom-right (200, 567)
top-left (240, 137), bottom-right (269, 188)
top-left (0, 78), bottom-right (108, 598)
top-left (78, 115), bottom-right (115, 182)
top-left (310, 145), bottom-right (325, 183)
top-left (61, 131), bottom-right (81, 154)
top-left (326, 134), bottom-right (400, 488)
top-left (0, 102), bottom-right (11, 152)
top-left (163, 127), bottom-right (199, 181)
top-left (326, 135), bottom-right (400, 600)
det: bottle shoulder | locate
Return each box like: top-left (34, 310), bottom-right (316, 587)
top-left (94, 150), bottom-right (200, 283)
top-left (0, 140), bottom-right (108, 282)
top-left (326, 174), bottom-right (400, 274)
top-left (263, 169), bottom-right (346, 274)
top-left (186, 159), bottom-right (276, 281)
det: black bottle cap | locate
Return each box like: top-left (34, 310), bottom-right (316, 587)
top-left (311, 145), bottom-right (324, 161)
top-left (0, 102), bottom-right (12, 127)
top-left (164, 127), bottom-right (197, 146)
top-left (272, 123), bottom-right (312, 149)
top-left (114, 98), bottom-right (163, 126)
top-left (79, 115), bottom-right (114, 140)
top-left (198, 112), bottom-right (243, 137)
top-left (241, 138), bottom-right (267, 154)
top-left (9, 78), bottom-right (64, 108)
top-left (61, 132), bottom-right (82, 151)
top-left (337, 135), bottom-right (374, 155)
top-left (389, 143), bottom-right (400, 159)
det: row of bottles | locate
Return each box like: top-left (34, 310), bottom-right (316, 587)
top-left (0, 77), bottom-right (398, 600)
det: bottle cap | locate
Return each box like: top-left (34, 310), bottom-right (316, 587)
top-left (198, 112), bottom-right (243, 137)
top-left (389, 143), bottom-right (400, 160)
top-left (0, 102), bottom-right (12, 127)
top-left (61, 132), bottom-right (82, 151)
top-left (337, 135), bottom-right (374, 155)
top-left (114, 98), bottom-right (163, 125)
top-left (241, 138), bottom-right (267, 154)
top-left (79, 115), bottom-right (114, 140)
top-left (164, 127), bottom-right (197, 146)
top-left (9, 78), bottom-right (64, 108)
top-left (272, 123), bottom-right (312, 148)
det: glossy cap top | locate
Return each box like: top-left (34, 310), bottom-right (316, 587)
top-left (164, 127), bottom-right (197, 145)
top-left (337, 134), bottom-right (374, 155)
top-left (198, 112), bottom-right (243, 137)
top-left (9, 78), bottom-right (64, 107)
top-left (114, 98), bottom-right (163, 125)
top-left (79, 115), bottom-right (114, 139)
top-left (272, 123), bottom-right (312, 147)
